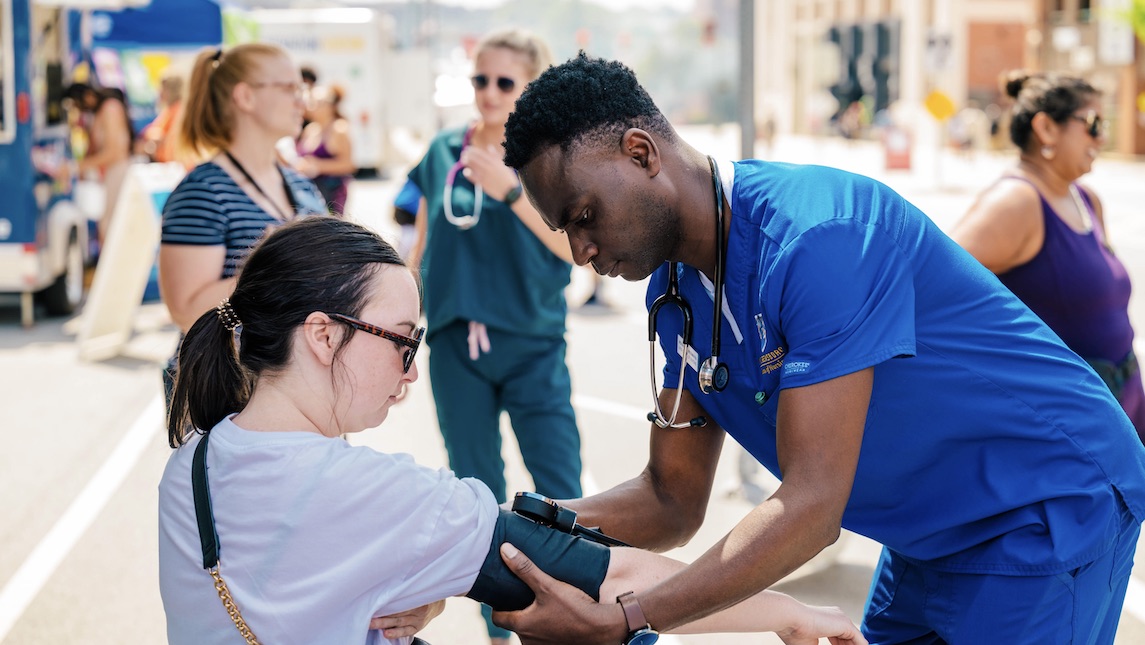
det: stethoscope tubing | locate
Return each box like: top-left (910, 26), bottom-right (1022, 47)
top-left (647, 157), bottom-right (730, 428)
top-left (443, 125), bottom-right (482, 230)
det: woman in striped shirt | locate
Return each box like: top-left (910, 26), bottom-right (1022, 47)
top-left (158, 43), bottom-right (327, 402)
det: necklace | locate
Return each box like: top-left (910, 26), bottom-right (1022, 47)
top-left (224, 151), bottom-right (297, 221)
top-left (1068, 184), bottom-right (1094, 233)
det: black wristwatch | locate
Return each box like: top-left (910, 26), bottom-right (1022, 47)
top-left (617, 591), bottom-right (659, 644)
top-left (503, 183), bottom-right (522, 206)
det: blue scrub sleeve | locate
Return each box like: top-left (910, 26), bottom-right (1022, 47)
top-left (768, 219), bottom-right (916, 388)
top-left (467, 509), bottom-right (611, 611)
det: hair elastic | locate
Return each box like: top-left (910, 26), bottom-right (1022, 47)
top-left (215, 298), bottom-right (243, 331)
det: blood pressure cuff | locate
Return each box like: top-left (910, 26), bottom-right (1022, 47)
top-left (466, 508), bottom-right (611, 611)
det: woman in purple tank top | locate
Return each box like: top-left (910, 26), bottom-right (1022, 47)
top-left (953, 71), bottom-right (1144, 441)
top-left (296, 84), bottom-right (354, 214)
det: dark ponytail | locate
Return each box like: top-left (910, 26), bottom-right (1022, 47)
top-left (167, 307), bottom-right (251, 447)
top-left (167, 216), bottom-right (408, 447)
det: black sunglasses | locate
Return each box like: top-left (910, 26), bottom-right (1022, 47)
top-left (1069, 110), bottom-right (1106, 139)
top-left (471, 74), bottom-right (516, 93)
top-left (328, 313), bottom-right (425, 373)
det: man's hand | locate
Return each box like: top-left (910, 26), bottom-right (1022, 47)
top-left (491, 543), bottom-right (629, 645)
top-left (369, 599), bottom-right (446, 640)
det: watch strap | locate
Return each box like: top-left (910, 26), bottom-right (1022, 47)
top-left (617, 591), bottom-right (650, 633)
top-left (503, 183), bottom-right (522, 205)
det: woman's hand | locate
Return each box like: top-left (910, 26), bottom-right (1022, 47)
top-left (368, 599), bottom-right (446, 639)
top-left (775, 603), bottom-right (868, 645)
top-left (294, 156), bottom-right (320, 179)
top-left (460, 145), bottom-right (518, 202)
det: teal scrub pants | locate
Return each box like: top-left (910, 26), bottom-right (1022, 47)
top-left (427, 321), bottom-right (583, 639)
top-left (861, 502), bottom-right (1139, 644)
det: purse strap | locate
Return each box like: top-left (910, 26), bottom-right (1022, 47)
top-left (193, 432), bottom-right (263, 645)
top-left (192, 433), bottom-right (435, 645)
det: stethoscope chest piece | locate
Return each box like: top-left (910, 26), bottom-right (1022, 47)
top-left (698, 358), bottom-right (730, 394)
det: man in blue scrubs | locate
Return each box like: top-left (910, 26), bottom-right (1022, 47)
top-left (490, 54), bottom-right (1145, 645)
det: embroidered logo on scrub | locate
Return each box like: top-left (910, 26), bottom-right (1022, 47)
top-left (784, 361), bottom-right (811, 375)
top-left (755, 313), bottom-right (786, 375)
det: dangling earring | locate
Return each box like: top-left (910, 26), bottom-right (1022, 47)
top-left (1041, 145), bottom-right (1055, 160)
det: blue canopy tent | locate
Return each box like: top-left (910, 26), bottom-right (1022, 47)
top-left (90, 0), bottom-right (222, 50)
top-left (83, 0), bottom-right (223, 133)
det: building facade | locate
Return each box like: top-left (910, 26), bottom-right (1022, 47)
top-left (757, 0), bottom-right (1144, 155)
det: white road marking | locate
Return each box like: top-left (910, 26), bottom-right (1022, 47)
top-left (1125, 575), bottom-right (1145, 625)
top-left (0, 395), bottom-right (162, 641)
top-left (573, 393), bottom-right (650, 424)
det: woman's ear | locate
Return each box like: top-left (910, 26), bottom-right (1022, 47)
top-left (1030, 111), bottom-right (1059, 148)
top-left (301, 312), bottom-right (340, 367)
top-left (620, 128), bottom-right (661, 177)
top-left (232, 81), bottom-right (256, 114)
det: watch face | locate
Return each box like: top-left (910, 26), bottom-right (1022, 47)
top-left (627, 629), bottom-right (659, 645)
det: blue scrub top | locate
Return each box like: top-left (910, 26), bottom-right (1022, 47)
top-left (409, 125), bottom-right (571, 339)
top-left (649, 159), bottom-right (1145, 574)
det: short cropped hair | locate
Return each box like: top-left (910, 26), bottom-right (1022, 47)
top-left (503, 53), bottom-right (673, 170)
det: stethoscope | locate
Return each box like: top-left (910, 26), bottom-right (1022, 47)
top-left (443, 125), bottom-right (482, 229)
top-left (647, 156), bottom-right (730, 429)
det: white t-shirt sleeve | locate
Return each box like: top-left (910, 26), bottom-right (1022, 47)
top-left (334, 448), bottom-right (498, 615)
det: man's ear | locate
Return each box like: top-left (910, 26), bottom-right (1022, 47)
top-left (620, 128), bottom-right (661, 177)
top-left (301, 312), bottom-right (340, 367)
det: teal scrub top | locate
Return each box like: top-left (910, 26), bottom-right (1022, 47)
top-left (409, 125), bottom-right (571, 339)
top-left (650, 159), bottom-right (1145, 574)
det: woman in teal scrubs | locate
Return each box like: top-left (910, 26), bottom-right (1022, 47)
top-left (406, 28), bottom-right (580, 645)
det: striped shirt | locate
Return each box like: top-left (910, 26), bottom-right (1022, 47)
top-left (161, 162), bottom-right (326, 278)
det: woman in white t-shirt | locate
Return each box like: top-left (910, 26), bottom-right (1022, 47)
top-left (158, 215), bottom-right (866, 645)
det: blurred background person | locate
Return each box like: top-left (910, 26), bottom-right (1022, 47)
top-left (405, 27), bottom-right (579, 645)
top-left (299, 64), bottom-right (318, 133)
top-left (140, 73), bottom-right (185, 164)
top-left (66, 82), bottom-right (133, 244)
top-left (295, 84), bottom-right (355, 215)
top-left (158, 43), bottom-right (326, 406)
top-left (392, 177), bottom-right (422, 260)
top-left (952, 71), bottom-right (1144, 441)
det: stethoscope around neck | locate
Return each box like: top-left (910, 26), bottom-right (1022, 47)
top-left (443, 125), bottom-right (482, 230)
top-left (647, 156), bottom-right (730, 429)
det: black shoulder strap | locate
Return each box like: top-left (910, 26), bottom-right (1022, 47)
top-left (192, 432), bottom-right (221, 569)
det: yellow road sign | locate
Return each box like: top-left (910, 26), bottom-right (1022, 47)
top-left (925, 90), bottom-right (957, 122)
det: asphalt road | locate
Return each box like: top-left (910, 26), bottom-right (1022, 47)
top-left (2, 131), bottom-right (1144, 644)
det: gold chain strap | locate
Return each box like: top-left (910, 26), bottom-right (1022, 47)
top-left (209, 564), bottom-right (262, 645)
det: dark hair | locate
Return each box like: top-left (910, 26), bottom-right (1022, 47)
top-left (167, 216), bottom-right (408, 448)
top-left (300, 65), bottom-right (318, 85)
top-left (503, 53), bottom-right (674, 170)
top-left (64, 82), bottom-right (94, 104)
top-left (1002, 70), bottom-right (1099, 150)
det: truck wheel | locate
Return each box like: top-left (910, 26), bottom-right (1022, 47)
top-left (39, 237), bottom-right (85, 316)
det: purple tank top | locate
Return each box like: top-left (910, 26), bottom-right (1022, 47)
top-left (996, 178), bottom-right (1135, 362)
